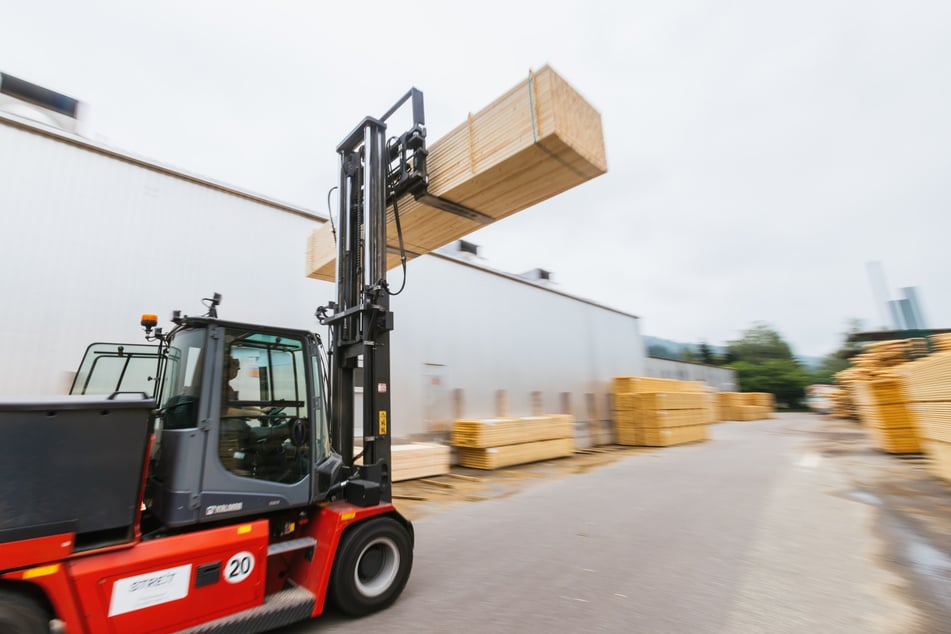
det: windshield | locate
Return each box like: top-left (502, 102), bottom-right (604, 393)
top-left (70, 343), bottom-right (161, 396)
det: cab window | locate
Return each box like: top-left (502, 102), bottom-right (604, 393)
top-left (219, 329), bottom-right (310, 484)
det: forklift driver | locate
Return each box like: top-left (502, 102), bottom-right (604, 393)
top-left (220, 354), bottom-right (255, 476)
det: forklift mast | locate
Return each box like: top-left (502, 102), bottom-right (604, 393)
top-left (320, 89), bottom-right (429, 504)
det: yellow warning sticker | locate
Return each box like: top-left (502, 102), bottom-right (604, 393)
top-left (379, 410), bottom-right (387, 435)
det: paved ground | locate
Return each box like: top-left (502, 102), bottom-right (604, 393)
top-left (282, 413), bottom-right (951, 633)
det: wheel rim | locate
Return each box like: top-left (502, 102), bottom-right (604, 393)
top-left (353, 536), bottom-right (400, 598)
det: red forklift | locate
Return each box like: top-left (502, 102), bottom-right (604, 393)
top-left (0, 89), bottom-right (444, 633)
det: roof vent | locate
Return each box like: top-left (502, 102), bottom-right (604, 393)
top-left (518, 268), bottom-right (555, 286)
top-left (0, 72), bottom-right (81, 132)
top-left (458, 240), bottom-right (480, 256)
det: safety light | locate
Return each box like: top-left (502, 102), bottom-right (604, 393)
top-left (141, 314), bottom-right (158, 329)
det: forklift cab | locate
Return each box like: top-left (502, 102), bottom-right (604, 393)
top-left (73, 315), bottom-right (341, 530)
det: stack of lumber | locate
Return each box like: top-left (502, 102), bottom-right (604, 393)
top-left (832, 366), bottom-right (867, 420)
top-left (827, 386), bottom-right (855, 419)
top-left (750, 392), bottom-right (776, 418)
top-left (356, 443), bottom-right (451, 482)
top-left (842, 339), bottom-right (923, 454)
top-left (717, 392), bottom-right (772, 421)
top-left (932, 333), bottom-right (951, 352)
top-left (306, 65), bottom-right (607, 281)
top-left (390, 443), bottom-right (451, 482)
top-left (611, 377), bottom-right (710, 447)
top-left (898, 351), bottom-right (951, 480)
top-left (851, 339), bottom-right (924, 377)
top-left (451, 415), bottom-right (575, 470)
top-left (852, 378), bottom-right (921, 454)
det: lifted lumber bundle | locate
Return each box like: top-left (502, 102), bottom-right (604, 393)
top-left (306, 65), bottom-right (607, 281)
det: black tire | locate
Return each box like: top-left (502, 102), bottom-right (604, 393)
top-left (329, 517), bottom-right (413, 617)
top-left (0, 590), bottom-right (49, 634)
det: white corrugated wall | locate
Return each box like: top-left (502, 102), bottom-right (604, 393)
top-left (0, 117), bottom-right (332, 396)
top-left (390, 255), bottom-right (644, 435)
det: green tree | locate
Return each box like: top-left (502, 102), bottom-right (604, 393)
top-left (699, 342), bottom-right (715, 365)
top-left (731, 359), bottom-right (809, 406)
top-left (727, 323), bottom-right (809, 408)
top-left (726, 322), bottom-right (794, 364)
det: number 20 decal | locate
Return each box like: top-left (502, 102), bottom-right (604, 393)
top-left (225, 551), bottom-right (255, 584)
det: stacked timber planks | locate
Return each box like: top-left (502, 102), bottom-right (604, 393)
top-left (833, 366), bottom-right (866, 420)
top-left (306, 65), bottom-right (607, 281)
top-left (612, 377), bottom-right (710, 447)
top-left (717, 392), bottom-right (773, 421)
top-left (843, 339), bottom-right (923, 454)
top-left (356, 443), bottom-right (451, 482)
top-left (827, 386), bottom-right (855, 419)
top-left (390, 443), bottom-right (451, 482)
top-left (898, 351), bottom-right (951, 480)
top-left (932, 333), bottom-right (951, 352)
top-left (853, 378), bottom-right (921, 454)
top-left (452, 415), bottom-right (575, 470)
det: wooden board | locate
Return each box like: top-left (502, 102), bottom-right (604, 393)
top-left (748, 392), bottom-right (776, 408)
top-left (451, 414), bottom-right (574, 449)
top-left (909, 402), bottom-right (951, 443)
top-left (720, 405), bottom-right (769, 422)
top-left (897, 352), bottom-right (951, 402)
top-left (932, 333), bottom-right (951, 352)
top-left (390, 443), bottom-right (451, 482)
top-left (867, 378), bottom-right (908, 406)
top-left (616, 424), bottom-right (709, 447)
top-left (631, 392), bottom-right (710, 411)
top-left (866, 423), bottom-right (921, 454)
top-left (355, 443), bottom-right (451, 482)
top-left (456, 437), bottom-right (575, 470)
top-left (717, 392), bottom-right (775, 411)
top-left (614, 408), bottom-right (708, 429)
top-left (306, 65), bottom-right (607, 281)
top-left (612, 376), bottom-right (705, 395)
top-left (921, 440), bottom-right (951, 483)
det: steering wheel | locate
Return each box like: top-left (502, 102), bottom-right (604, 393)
top-left (264, 406), bottom-right (286, 424)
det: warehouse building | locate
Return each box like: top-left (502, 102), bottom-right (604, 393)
top-left (645, 357), bottom-right (736, 391)
top-left (0, 89), bottom-right (655, 440)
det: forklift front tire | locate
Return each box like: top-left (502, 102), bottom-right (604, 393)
top-left (0, 589), bottom-right (50, 634)
top-left (329, 517), bottom-right (413, 617)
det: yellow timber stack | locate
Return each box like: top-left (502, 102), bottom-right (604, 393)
top-left (306, 65), bottom-right (607, 281)
top-left (932, 333), bottom-right (951, 352)
top-left (897, 350), bottom-right (951, 482)
top-left (846, 339), bottom-right (923, 454)
top-left (830, 369), bottom-right (861, 420)
top-left (717, 392), bottom-right (774, 421)
top-left (611, 377), bottom-right (711, 447)
top-left (355, 443), bottom-right (450, 482)
top-left (451, 415), bottom-right (575, 470)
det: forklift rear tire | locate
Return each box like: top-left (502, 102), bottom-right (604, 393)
top-left (0, 590), bottom-right (50, 634)
top-left (329, 517), bottom-right (413, 617)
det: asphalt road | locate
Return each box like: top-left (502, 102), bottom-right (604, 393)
top-left (282, 413), bottom-right (951, 633)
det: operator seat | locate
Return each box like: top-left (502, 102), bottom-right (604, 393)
top-left (163, 394), bottom-right (198, 429)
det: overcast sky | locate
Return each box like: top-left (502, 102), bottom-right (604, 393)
top-left (3, 1), bottom-right (949, 358)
